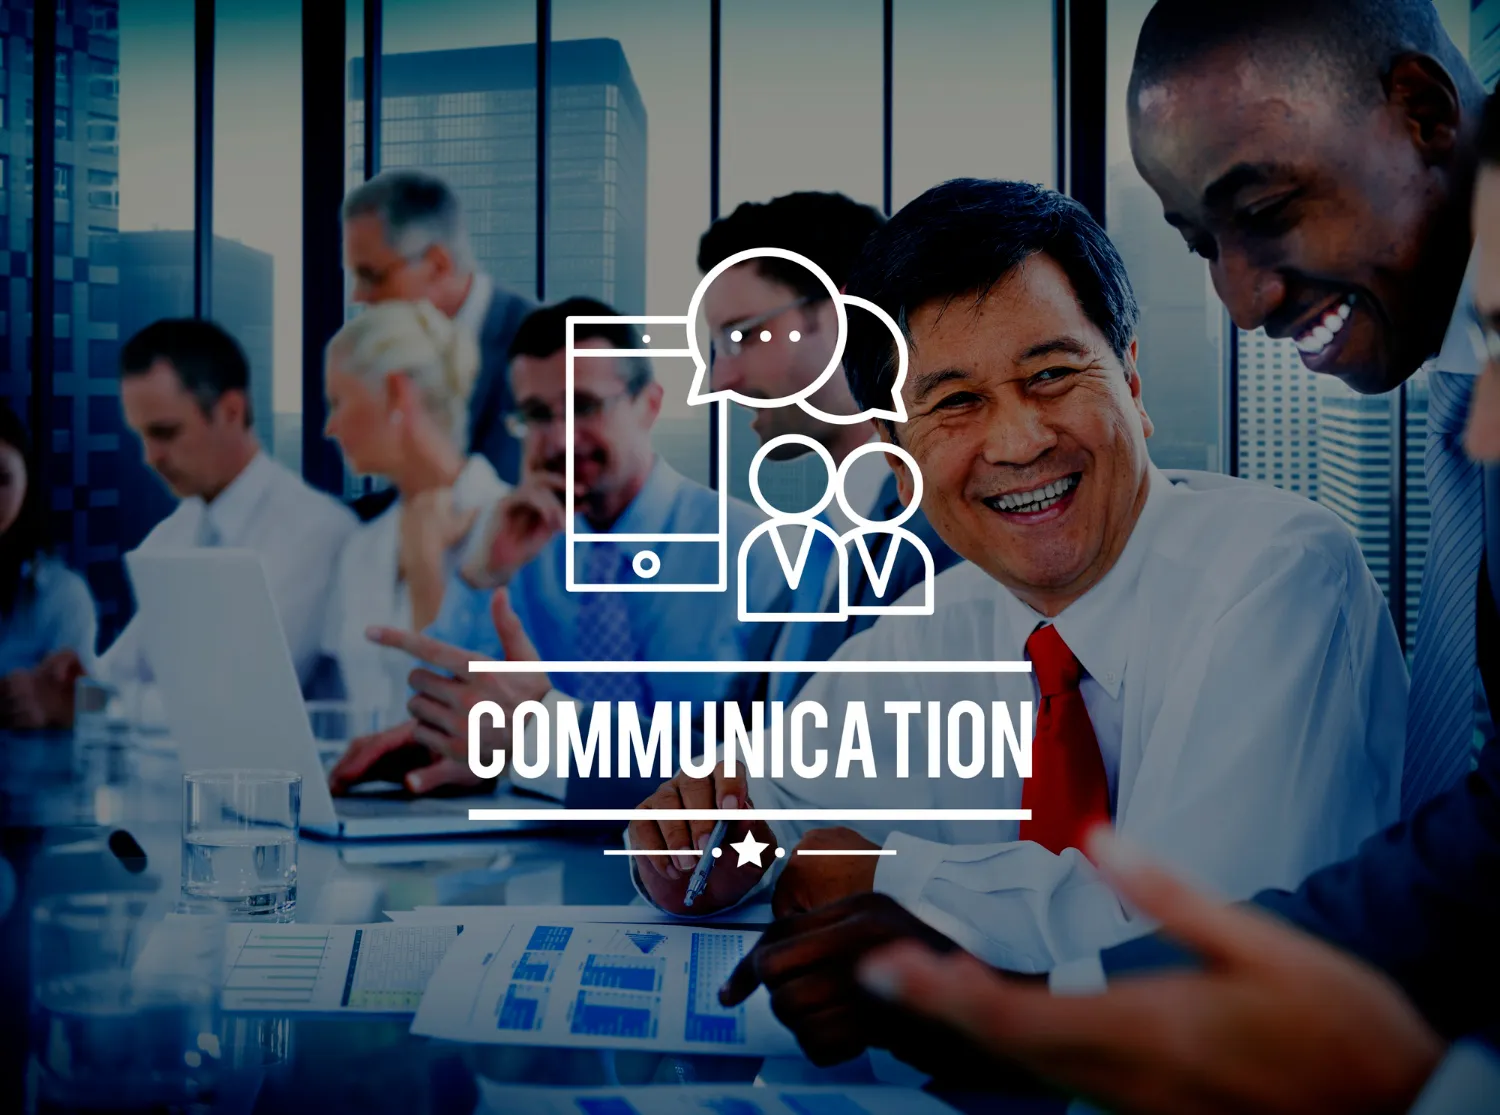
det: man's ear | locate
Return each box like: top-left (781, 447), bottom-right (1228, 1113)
top-left (1124, 338), bottom-right (1154, 439)
top-left (214, 388), bottom-right (250, 430)
top-left (877, 423), bottom-right (916, 505)
top-left (1386, 53), bottom-right (1465, 165)
top-left (639, 380), bottom-right (665, 424)
top-left (424, 242), bottom-right (456, 284)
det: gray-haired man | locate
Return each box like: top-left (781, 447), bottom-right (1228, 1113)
top-left (342, 169), bottom-right (533, 483)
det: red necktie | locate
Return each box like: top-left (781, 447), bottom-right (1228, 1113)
top-left (1019, 623), bottom-right (1112, 855)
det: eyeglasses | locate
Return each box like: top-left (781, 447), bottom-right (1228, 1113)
top-left (712, 296), bottom-right (814, 357)
top-left (503, 391), bottom-right (633, 439)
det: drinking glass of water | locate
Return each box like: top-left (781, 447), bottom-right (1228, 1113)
top-left (181, 770), bottom-right (300, 921)
top-left (30, 892), bottom-right (224, 1112)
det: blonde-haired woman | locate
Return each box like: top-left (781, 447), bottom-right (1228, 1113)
top-left (321, 299), bottom-right (507, 722)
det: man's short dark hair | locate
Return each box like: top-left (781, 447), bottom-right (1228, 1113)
top-left (842, 178), bottom-right (1139, 416)
top-left (508, 297), bottom-right (653, 392)
top-left (697, 191), bottom-right (886, 299)
top-left (1131, 0), bottom-right (1482, 113)
top-left (120, 318), bottom-right (253, 426)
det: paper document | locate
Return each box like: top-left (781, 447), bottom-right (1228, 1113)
top-left (475, 1082), bottom-right (961, 1115)
top-left (386, 904), bottom-right (775, 927)
top-left (221, 923), bottom-right (461, 1013)
top-left (413, 919), bottom-right (798, 1056)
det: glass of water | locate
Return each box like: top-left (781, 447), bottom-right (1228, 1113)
top-left (182, 770), bottom-right (300, 921)
top-left (30, 892), bottom-right (223, 1112)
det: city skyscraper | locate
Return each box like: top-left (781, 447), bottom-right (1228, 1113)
top-left (348, 38), bottom-right (647, 314)
top-left (1107, 171), bottom-right (1222, 472)
top-left (1, 1), bottom-right (127, 640)
top-left (1236, 329), bottom-right (1318, 499)
top-left (1313, 377), bottom-right (1396, 597)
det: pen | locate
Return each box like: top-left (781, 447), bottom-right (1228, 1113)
top-left (682, 819), bottom-right (730, 908)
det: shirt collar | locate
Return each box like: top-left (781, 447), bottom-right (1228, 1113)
top-left (197, 451), bottom-right (276, 542)
top-left (453, 271), bottom-right (493, 339)
top-left (1431, 246), bottom-right (1484, 377)
top-left (997, 465), bottom-right (1172, 700)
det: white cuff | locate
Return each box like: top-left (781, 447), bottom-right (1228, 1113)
top-left (873, 830), bottom-right (952, 910)
top-left (1407, 1041), bottom-right (1500, 1115)
top-left (507, 688), bottom-right (570, 802)
top-left (1048, 954), bottom-right (1108, 996)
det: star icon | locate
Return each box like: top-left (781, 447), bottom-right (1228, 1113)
top-left (729, 831), bottom-right (769, 868)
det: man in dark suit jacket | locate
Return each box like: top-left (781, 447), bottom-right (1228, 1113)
top-left (341, 169), bottom-right (533, 502)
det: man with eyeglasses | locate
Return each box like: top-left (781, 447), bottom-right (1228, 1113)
top-left (328, 297), bottom-right (788, 800)
top-left (342, 169), bottom-right (533, 487)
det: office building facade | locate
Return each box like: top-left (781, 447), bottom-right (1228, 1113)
top-left (0, 1), bottom-right (126, 640)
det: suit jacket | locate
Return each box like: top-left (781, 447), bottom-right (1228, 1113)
top-left (1102, 463), bottom-right (1500, 1042)
top-left (465, 282), bottom-right (535, 486)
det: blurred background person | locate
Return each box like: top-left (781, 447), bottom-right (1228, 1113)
top-left (342, 169), bottom-right (534, 495)
top-left (0, 401), bottom-right (96, 727)
top-left (1, 320), bottom-right (355, 729)
top-left (320, 299), bottom-right (508, 723)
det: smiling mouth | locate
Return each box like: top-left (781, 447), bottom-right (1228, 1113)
top-left (1293, 295), bottom-right (1354, 358)
top-left (983, 473), bottom-right (1081, 515)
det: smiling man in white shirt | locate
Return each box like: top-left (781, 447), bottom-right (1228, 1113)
top-left (627, 178), bottom-right (1408, 1066)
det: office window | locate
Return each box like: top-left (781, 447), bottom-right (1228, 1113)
top-left (1108, 0), bottom-right (1224, 474)
top-left (549, 0), bottom-right (710, 488)
top-left (87, 55), bottom-right (119, 100)
top-left (370, 0), bottom-right (539, 304)
top-left (216, 0), bottom-right (301, 475)
top-left (891, 0), bottom-right (1054, 208)
top-left (86, 112), bottom-right (118, 155)
top-left (720, 0), bottom-right (882, 212)
top-left (85, 168), bottom-right (115, 208)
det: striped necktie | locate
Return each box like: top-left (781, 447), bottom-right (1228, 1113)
top-left (572, 542), bottom-right (648, 706)
top-left (1404, 369), bottom-right (1483, 813)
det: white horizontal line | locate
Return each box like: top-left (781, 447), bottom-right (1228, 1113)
top-left (569, 535), bottom-right (722, 544)
top-left (569, 316), bottom-right (685, 325)
top-left (796, 849), bottom-right (897, 856)
top-left (468, 809), bottom-right (1031, 822)
top-left (468, 660), bottom-right (1031, 674)
top-left (574, 348), bottom-right (695, 357)
top-left (602, 849), bottom-right (702, 856)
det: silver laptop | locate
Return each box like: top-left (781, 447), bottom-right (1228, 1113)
top-left (125, 549), bottom-right (560, 840)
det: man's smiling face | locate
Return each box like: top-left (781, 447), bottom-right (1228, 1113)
top-left (892, 253), bottom-right (1153, 616)
top-left (1129, 48), bottom-right (1470, 395)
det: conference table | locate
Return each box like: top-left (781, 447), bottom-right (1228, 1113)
top-left (0, 730), bottom-right (1064, 1115)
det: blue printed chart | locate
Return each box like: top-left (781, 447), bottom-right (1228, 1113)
top-left (413, 920), bottom-right (800, 1056)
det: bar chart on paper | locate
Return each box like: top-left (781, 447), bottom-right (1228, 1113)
top-left (220, 923), bottom-right (462, 1013)
top-left (414, 920), bottom-right (800, 1056)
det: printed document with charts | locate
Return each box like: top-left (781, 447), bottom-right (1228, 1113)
top-left (412, 919), bottom-right (799, 1056)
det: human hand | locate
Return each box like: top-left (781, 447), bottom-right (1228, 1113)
top-left (365, 589), bottom-right (549, 769)
top-left (0, 650), bottom-right (86, 728)
top-left (857, 829), bottom-right (1445, 1115)
top-left (461, 472), bottom-right (567, 589)
top-left (327, 719), bottom-right (489, 795)
top-left (627, 761), bottom-right (777, 916)
top-left (717, 890), bottom-right (988, 1070)
top-left (770, 826), bottom-right (881, 918)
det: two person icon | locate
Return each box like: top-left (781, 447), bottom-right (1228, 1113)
top-left (737, 433), bottom-right (937, 623)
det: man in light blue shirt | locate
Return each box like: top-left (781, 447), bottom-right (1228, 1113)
top-left (329, 298), bottom-right (787, 801)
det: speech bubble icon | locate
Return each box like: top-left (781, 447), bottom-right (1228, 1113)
top-left (794, 294), bottom-right (908, 426)
top-left (685, 246), bottom-right (847, 409)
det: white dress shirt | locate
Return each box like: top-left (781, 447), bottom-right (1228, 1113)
top-left (321, 454), bottom-right (507, 721)
top-left (100, 452), bottom-right (356, 688)
top-left (728, 468), bottom-right (1407, 971)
